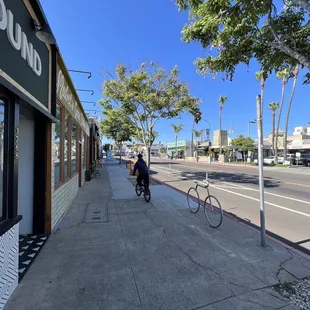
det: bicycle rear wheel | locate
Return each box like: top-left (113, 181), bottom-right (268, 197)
top-left (144, 187), bottom-right (151, 202)
top-left (187, 187), bottom-right (200, 213)
top-left (204, 195), bottom-right (223, 228)
top-left (135, 183), bottom-right (142, 196)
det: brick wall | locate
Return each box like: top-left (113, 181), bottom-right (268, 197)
top-left (0, 224), bottom-right (19, 310)
top-left (52, 175), bottom-right (79, 229)
top-left (51, 123), bottom-right (80, 230)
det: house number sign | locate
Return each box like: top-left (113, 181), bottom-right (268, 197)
top-left (14, 128), bottom-right (19, 159)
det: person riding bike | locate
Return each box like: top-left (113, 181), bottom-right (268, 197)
top-left (133, 154), bottom-right (149, 188)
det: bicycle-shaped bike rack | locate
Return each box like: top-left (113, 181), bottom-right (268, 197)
top-left (135, 181), bottom-right (151, 203)
top-left (187, 180), bottom-right (223, 228)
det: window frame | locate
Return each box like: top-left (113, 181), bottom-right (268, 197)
top-left (71, 120), bottom-right (78, 175)
top-left (54, 102), bottom-right (63, 186)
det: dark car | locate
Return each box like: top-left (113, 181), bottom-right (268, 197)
top-left (302, 154), bottom-right (310, 167)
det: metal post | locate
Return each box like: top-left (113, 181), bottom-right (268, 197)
top-left (256, 95), bottom-right (266, 247)
top-left (248, 122), bottom-right (250, 138)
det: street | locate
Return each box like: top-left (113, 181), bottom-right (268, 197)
top-left (149, 158), bottom-right (310, 251)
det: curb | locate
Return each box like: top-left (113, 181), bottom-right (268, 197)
top-left (150, 175), bottom-right (310, 260)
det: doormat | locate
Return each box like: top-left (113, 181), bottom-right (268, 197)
top-left (18, 234), bottom-right (49, 281)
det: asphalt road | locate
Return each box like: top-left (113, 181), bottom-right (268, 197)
top-left (149, 158), bottom-right (310, 251)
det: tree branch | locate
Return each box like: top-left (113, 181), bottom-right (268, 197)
top-left (267, 3), bottom-right (310, 70)
top-left (291, 0), bottom-right (310, 12)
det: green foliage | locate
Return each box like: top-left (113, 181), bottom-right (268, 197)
top-left (175, 0), bottom-right (310, 80)
top-left (192, 129), bottom-right (204, 138)
top-left (219, 95), bottom-right (227, 106)
top-left (100, 62), bottom-right (201, 166)
top-left (171, 124), bottom-right (184, 135)
top-left (268, 102), bottom-right (279, 111)
top-left (99, 109), bottom-right (135, 144)
top-left (231, 135), bottom-right (255, 152)
top-left (103, 144), bottom-right (111, 152)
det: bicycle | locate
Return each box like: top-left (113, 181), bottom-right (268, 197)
top-left (187, 180), bottom-right (223, 228)
top-left (135, 181), bottom-right (151, 203)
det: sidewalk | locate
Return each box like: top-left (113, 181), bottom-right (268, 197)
top-left (5, 162), bottom-right (310, 309)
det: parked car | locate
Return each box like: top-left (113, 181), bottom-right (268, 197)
top-left (263, 156), bottom-right (275, 164)
top-left (128, 152), bottom-right (135, 159)
top-left (300, 154), bottom-right (310, 167)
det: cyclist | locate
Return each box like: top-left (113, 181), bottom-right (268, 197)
top-left (133, 154), bottom-right (149, 188)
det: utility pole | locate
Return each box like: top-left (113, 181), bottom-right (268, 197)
top-left (256, 95), bottom-right (266, 247)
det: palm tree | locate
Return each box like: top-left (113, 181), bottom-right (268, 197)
top-left (283, 65), bottom-right (299, 159)
top-left (255, 71), bottom-right (268, 116)
top-left (171, 124), bottom-right (184, 159)
top-left (193, 129), bottom-right (204, 162)
top-left (268, 102), bottom-right (279, 155)
top-left (275, 68), bottom-right (290, 163)
top-left (219, 96), bottom-right (227, 155)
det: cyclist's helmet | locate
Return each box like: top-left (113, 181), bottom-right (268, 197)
top-left (138, 154), bottom-right (143, 159)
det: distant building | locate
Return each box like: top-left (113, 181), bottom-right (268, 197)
top-left (166, 140), bottom-right (191, 158)
top-left (212, 130), bottom-right (228, 148)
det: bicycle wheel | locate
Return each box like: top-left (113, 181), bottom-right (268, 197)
top-left (135, 183), bottom-right (142, 196)
top-left (187, 187), bottom-right (200, 213)
top-left (144, 187), bottom-right (151, 202)
top-left (204, 195), bottom-right (223, 228)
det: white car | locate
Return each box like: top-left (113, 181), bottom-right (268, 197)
top-left (263, 156), bottom-right (275, 164)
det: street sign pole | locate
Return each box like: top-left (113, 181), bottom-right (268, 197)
top-left (256, 95), bottom-right (266, 247)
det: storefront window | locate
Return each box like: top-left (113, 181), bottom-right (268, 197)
top-left (64, 113), bottom-right (69, 178)
top-left (82, 132), bottom-right (85, 168)
top-left (0, 99), bottom-right (5, 221)
top-left (54, 105), bottom-right (61, 184)
top-left (71, 121), bottom-right (77, 173)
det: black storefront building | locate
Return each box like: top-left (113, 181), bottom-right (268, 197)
top-left (0, 0), bottom-right (57, 307)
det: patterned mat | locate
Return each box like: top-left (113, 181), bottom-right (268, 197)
top-left (18, 234), bottom-right (49, 281)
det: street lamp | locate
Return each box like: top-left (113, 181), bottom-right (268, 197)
top-left (248, 120), bottom-right (256, 138)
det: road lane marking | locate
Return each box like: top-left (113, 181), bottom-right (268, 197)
top-left (210, 184), bottom-right (310, 218)
top-left (156, 161), bottom-right (310, 187)
top-left (221, 182), bottom-right (310, 206)
top-left (154, 166), bottom-right (310, 205)
top-left (152, 166), bottom-right (310, 218)
top-left (284, 181), bottom-right (310, 188)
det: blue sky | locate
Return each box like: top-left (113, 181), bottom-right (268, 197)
top-left (40, 0), bottom-right (309, 144)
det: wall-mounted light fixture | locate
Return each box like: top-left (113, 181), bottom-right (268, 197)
top-left (76, 89), bottom-right (94, 95)
top-left (32, 20), bottom-right (56, 44)
top-left (85, 109), bottom-right (97, 114)
top-left (81, 101), bottom-right (96, 107)
top-left (68, 70), bottom-right (92, 79)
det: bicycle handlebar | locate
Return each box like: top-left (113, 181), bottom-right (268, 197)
top-left (194, 180), bottom-right (210, 188)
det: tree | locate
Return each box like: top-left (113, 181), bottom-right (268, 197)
top-left (103, 144), bottom-right (111, 153)
top-left (219, 96), bottom-right (227, 155)
top-left (268, 102), bottom-right (280, 155)
top-left (231, 135), bottom-right (255, 161)
top-left (171, 124), bottom-right (184, 159)
top-left (100, 109), bottom-right (135, 164)
top-left (275, 68), bottom-right (290, 163)
top-left (193, 129), bottom-right (204, 162)
top-left (100, 62), bottom-right (201, 169)
top-left (175, 0), bottom-right (310, 81)
top-left (283, 65), bottom-right (299, 159)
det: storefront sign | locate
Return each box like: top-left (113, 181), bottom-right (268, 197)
top-left (56, 65), bottom-right (89, 135)
top-left (0, 0), bottom-right (42, 76)
top-left (0, 0), bottom-right (49, 107)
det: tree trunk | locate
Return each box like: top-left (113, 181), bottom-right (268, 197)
top-left (196, 138), bottom-right (199, 162)
top-left (283, 69), bottom-right (298, 159)
top-left (272, 111), bottom-right (275, 155)
top-left (219, 108), bottom-right (222, 155)
top-left (175, 134), bottom-right (178, 159)
top-left (191, 120), bottom-right (195, 157)
top-left (146, 146), bottom-right (151, 170)
top-left (275, 81), bottom-right (286, 163)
